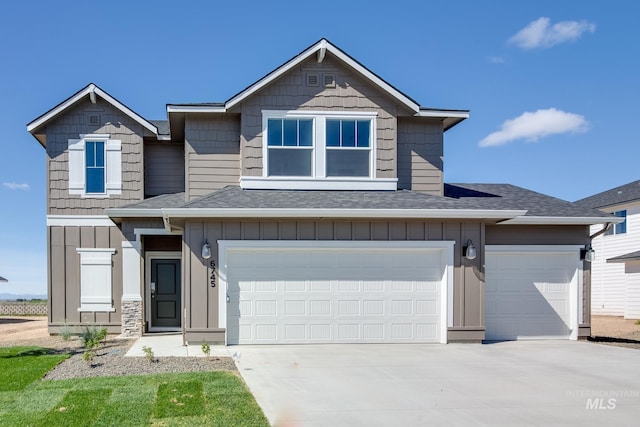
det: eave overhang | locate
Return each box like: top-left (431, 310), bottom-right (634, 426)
top-left (164, 39), bottom-right (469, 131)
top-left (497, 216), bottom-right (625, 226)
top-left (106, 207), bottom-right (527, 220)
top-left (27, 83), bottom-right (158, 147)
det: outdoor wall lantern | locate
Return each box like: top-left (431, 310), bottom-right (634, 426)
top-left (463, 240), bottom-right (477, 260)
top-left (580, 244), bottom-right (595, 262)
top-left (201, 240), bottom-right (212, 260)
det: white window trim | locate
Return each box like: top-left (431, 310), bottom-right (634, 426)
top-left (240, 110), bottom-right (397, 191)
top-left (76, 248), bottom-right (116, 312)
top-left (217, 240), bottom-right (454, 344)
top-left (68, 134), bottom-right (121, 198)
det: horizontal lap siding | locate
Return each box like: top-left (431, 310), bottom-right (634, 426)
top-left (48, 225), bottom-right (124, 329)
top-left (144, 142), bottom-right (185, 196)
top-left (397, 118), bottom-right (444, 196)
top-left (46, 99), bottom-right (145, 215)
top-left (183, 220), bottom-right (484, 336)
top-left (589, 203), bottom-right (640, 316)
top-left (185, 115), bottom-right (240, 200)
top-left (236, 55), bottom-right (405, 178)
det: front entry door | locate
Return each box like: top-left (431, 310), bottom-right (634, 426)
top-left (150, 258), bottom-right (181, 329)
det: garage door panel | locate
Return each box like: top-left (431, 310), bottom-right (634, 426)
top-left (485, 250), bottom-right (576, 341)
top-left (226, 248), bottom-right (445, 344)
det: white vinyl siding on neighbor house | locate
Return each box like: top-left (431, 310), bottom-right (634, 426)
top-left (624, 261), bottom-right (640, 319)
top-left (76, 248), bottom-right (116, 312)
top-left (485, 246), bottom-right (582, 341)
top-left (68, 134), bottom-right (121, 197)
top-left (219, 241), bottom-right (453, 344)
top-left (590, 202), bottom-right (640, 317)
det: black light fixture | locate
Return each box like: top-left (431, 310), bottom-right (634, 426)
top-left (580, 244), bottom-right (595, 262)
top-left (463, 240), bottom-right (477, 260)
top-left (201, 240), bottom-right (212, 260)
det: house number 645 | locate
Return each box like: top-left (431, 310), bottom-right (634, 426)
top-left (209, 260), bottom-right (216, 287)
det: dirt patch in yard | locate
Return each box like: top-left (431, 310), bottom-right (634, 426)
top-left (591, 315), bottom-right (640, 339)
top-left (0, 316), bottom-right (72, 349)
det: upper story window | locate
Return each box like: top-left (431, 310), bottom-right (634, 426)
top-left (605, 210), bottom-right (627, 236)
top-left (85, 141), bottom-right (106, 193)
top-left (68, 134), bottom-right (122, 198)
top-left (263, 111), bottom-right (374, 179)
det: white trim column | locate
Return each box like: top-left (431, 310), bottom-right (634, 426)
top-left (120, 240), bottom-right (143, 337)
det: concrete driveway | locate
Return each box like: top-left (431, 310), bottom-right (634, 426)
top-left (234, 341), bottom-right (640, 426)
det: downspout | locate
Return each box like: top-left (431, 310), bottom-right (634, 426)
top-left (590, 223), bottom-right (612, 240)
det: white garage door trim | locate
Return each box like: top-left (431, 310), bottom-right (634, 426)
top-left (218, 240), bottom-right (455, 344)
top-left (485, 245), bottom-right (583, 341)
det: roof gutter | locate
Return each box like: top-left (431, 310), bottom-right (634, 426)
top-left (497, 216), bottom-right (625, 226)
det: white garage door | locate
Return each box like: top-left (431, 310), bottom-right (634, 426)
top-left (485, 246), bottom-right (580, 341)
top-left (222, 242), bottom-right (451, 344)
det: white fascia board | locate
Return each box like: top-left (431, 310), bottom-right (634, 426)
top-left (225, 39), bottom-right (420, 113)
top-left (498, 216), bottom-right (625, 225)
top-left (161, 208), bottom-right (527, 219)
top-left (28, 84), bottom-right (158, 136)
top-left (47, 215), bottom-right (116, 227)
top-left (166, 105), bottom-right (226, 113)
top-left (416, 110), bottom-right (470, 119)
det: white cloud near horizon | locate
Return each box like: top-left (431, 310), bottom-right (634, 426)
top-left (509, 17), bottom-right (596, 49)
top-left (3, 182), bottom-right (30, 191)
top-left (479, 108), bottom-right (589, 147)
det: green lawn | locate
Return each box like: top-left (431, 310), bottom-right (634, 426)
top-left (0, 346), bottom-right (269, 426)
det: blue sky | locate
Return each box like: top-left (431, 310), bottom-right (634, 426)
top-left (1, 1), bottom-right (638, 295)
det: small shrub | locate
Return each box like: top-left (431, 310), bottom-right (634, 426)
top-left (142, 346), bottom-right (155, 364)
top-left (60, 323), bottom-right (73, 341)
top-left (82, 350), bottom-right (96, 365)
top-left (201, 341), bottom-right (211, 359)
top-left (635, 319), bottom-right (640, 326)
top-left (80, 326), bottom-right (107, 350)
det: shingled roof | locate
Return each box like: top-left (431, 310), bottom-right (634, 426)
top-left (575, 180), bottom-right (640, 209)
top-left (107, 184), bottom-right (615, 225)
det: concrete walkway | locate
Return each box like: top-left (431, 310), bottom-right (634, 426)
top-left (125, 334), bottom-right (231, 358)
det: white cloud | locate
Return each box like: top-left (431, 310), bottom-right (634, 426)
top-left (479, 108), bottom-right (589, 147)
top-left (2, 182), bottom-right (30, 191)
top-left (487, 56), bottom-right (506, 64)
top-left (509, 17), bottom-right (596, 49)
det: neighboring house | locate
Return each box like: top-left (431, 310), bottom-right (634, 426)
top-left (27, 39), bottom-right (615, 344)
top-left (576, 180), bottom-right (640, 319)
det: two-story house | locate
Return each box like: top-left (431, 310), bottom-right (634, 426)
top-left (576, 180), bottom-right (640, 319)
top-left (27, 39), bottom-right (616, 344)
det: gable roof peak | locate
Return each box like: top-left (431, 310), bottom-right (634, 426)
top-left (27, 83), bottom-right (158, 147)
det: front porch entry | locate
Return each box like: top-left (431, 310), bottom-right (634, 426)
top-left (145, 251), bottom-right (182, 332)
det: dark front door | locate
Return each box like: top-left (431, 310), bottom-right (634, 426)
top-left (150, 258), bottom-right (181, 328)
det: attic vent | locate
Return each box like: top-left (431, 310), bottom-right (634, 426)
top-left (323, 74), bottom-right (336, 88)
top-left (88, 114), bottom-right (100, 125)
top-left (306, 73), bottom-right (319, 86)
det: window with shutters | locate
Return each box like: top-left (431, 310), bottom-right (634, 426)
top-left (68, 134), bottom-right (122, 197)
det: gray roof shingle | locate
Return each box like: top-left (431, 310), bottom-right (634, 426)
top-left (110, 184), bottom-right (612, 220)
top-left (149, 120), bottom-right (170, 136)
top-left (445, 184), bottom-right (612, 218)
top-left (575, 180), bottom-right (640, 209)
top-left (607, 250), bottom-right (640, 263)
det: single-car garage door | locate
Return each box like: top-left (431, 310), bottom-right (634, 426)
top-left (485, 246), bottom-right (581, 341)
top-left (220, 242), bottom-right (452, 344)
